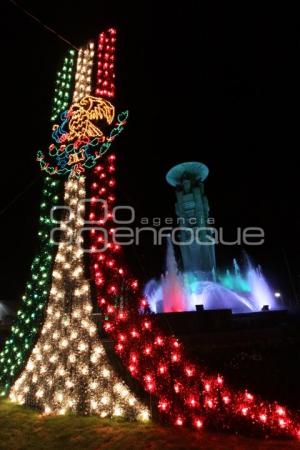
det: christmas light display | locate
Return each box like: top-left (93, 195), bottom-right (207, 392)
top-left (88, 155), bottom-right (300, 438)
top-left (96, 28), bottom-right (116, 98)
top-left (51, 49), bottom-right (76, 122)
top-left (37, 32), bottom-right (125, 178)
top-left (2, 25), bottom-right (299, 438)
top-left (0, 177), bottom-right (61, 396)
top-left (37, 99), bottom-right (128, 177)
top-left (73, 41), bottom-right (94, 103)
top-left (10, 175), bottom-right (148, 420)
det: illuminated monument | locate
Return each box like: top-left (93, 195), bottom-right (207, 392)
top-left (166, 162), bottom-right (216, 277)
top-left (145, 162), bottom-right (279, 314)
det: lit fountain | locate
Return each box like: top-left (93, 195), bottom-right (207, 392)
top-left (145, 240), bottom-right (278, 313)
top-left (144, 162), bottom-right (281, 314)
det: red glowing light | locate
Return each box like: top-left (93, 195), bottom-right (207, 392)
top-left (174, 383), bottom-right (180, 393)
top-left (158, 365), bottom-right (167, 375)
top-left (185, 366), bottom-right (194, 377)
top-left (206, 399), bottom-right (213, 409)
top-left (276, 407), bottom-right (285, 416)
top-left (171, 352), bottom-right (180, 363)
top-left (175, 417), bottom-right (183, 426)
top-left (154, 336), bottom-right (164, 346)
top-left (223, 396), bottom-right (230, 404)
top-left (158, 400), bottom-right (169, 411)
top-left (194, 418), bottom-right (203, 429)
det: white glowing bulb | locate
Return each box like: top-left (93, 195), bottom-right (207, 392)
top-left (81, 365), bottom-right (89, 375)
top-left (78, 341), bottom-right (87, 352)
top-left (81, 319), bottom-right (89, 329)
top-left (84, 303), bottom-right (93, 313)
top-left (101, 395), bottom-right (110, 405)
top-left (61, 339), bottom-right (68, 349)
top-left (128, 396), bottom-right (136, 406)
top-left (90, 381), bottom-right (98, 390)
top-left (72, 309), bottom-right (81, 319)
top-left (36, 389), bottom-right (44, 398)
top-left (44, 406), bottom-right (52, 414)
top-left (62, 317), bottom-right (70, 327)
top-left (27, 360), bottom-right (35, 371)
top-left (91, 400), bottom-right (98, 410)
top-left (69, 354), bottom-right (76, 363)
top-left (70, 331), bottom-right (78, 340)
top-left (58, 368), bottom-right (65, 377)
top-left (90, 354), bottom-right (98, 364)
top-left (94, 346), bottom-right (104, 355)
top-left (56, 392), bottom-right (64, 402)
top-left (49, 354), bottom-right (58, 363)
top-left (139, 410), bottom-right (150, 421)
top-left (89, 325), bottom-right (96, 336)
top-left (102, 368), bottom-right (110, 378)
top-left (113, 406), bottom-right (123, 417)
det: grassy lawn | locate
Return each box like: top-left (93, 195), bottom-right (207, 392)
top-left (1, 400), bottom-right (300, 450)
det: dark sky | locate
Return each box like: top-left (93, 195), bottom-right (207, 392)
top-left (0, 1), bottom-right (299, 305)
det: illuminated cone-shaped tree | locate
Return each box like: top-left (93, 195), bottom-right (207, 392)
top-left (10, 175), bottom-right (148, 419)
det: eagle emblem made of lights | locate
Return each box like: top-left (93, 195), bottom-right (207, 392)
top-left (37, 95), bottom-right (128, 177)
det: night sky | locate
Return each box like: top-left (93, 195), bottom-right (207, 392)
top-left (0, 1), bottom-right (299, 306)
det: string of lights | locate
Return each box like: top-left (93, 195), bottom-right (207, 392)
top-left (10, 175), bottom-right (149, 420)
top-left (0, 176), bottom-right (62, 396)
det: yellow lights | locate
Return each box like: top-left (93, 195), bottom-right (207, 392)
top-left (73, 43), bottom-right (94, 103)
top-left (9, 175), bottom-right (149, 422)
top-left (67, 96), bottom-right (115, 142)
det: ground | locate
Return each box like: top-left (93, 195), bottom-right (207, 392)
top-left (1, 400), bottom-right (300, 450)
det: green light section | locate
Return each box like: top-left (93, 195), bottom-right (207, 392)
top-left (51, 49), bottom-right (76, 122)
top-left (218, 269), bottom-right (250, 293)
top-left (0, 176), bottom-right (62, 396)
